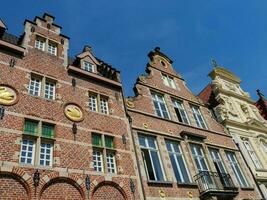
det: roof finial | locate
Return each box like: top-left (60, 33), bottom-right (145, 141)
top-left (256, 89), bottom-right (264, 98)
top-left (211, 58), bottom-right (218, 68)
top-left (83, 45), bottom-right (92, 53)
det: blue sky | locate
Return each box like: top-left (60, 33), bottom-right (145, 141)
top-left (1, 0), bottom-right (266, 100)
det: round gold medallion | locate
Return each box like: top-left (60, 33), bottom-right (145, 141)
top-left (64, 103), bottom-right (84, 122)
top-left (0, 85), bottom-right (18, 106)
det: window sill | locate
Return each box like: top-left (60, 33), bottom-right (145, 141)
top-left (177, 182), bottom-right (198, 187)
top-left (147, 180), bottom-right (173, 186)
top-left (255, 168), bottom-right (267, 172)
top-left (240, 187), bottom-right (255, 191)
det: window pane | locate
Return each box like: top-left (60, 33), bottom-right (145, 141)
top-left (20, 139), bottom-right (34, 165)
top-left (89, 94), bottom-right (97, 111)
top-left (93, 150), bottom-right (103, 172)
top-left (24, 120), bottom-right (38, 135)
top-left (92, 134), bottom-right (102, 146)
top-left (151, 151), bottom-right (164, 181)
top-left (42, 123), bottom-right (54, 138)
top-left (100, 98), bottom-right (108, 114)
top-left (243, 140), bottom-right (262, 169)
top-left (142, 149), bottom-right (155, 180)
top-left (152, 92), bottom-right (169, 119)
top-left (29, 77), bottom-right (41, 96)
top-left (44, 82), bottom-right (55, 100)
top-left (105, 136), bottom-right (114, 148)
top-left (83, 62), bottom-right (94, 72)
top-left (39, 142), bottom-right (52, 166)
top-left (106, 152), bottom-right (116, 173)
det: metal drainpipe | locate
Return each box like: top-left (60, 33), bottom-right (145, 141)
top-left (233, 138), bottom-right (265, 200)
top-left (121, 90), bottom-right (146, 200)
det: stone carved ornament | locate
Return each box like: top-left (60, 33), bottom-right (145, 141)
top-left (0, 85), bottom-right (18, 106)
top-left (64, 103), bottom-right (84, 122)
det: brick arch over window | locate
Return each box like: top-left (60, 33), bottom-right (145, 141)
top-left (40, 177), bottom-right (85, 200)
top-left (0, 172), bottom-right (30, 200)
top-left (92, 181), bottom-right (127, 200)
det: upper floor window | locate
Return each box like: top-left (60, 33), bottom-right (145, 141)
top-left (162, 74), bottom-right (176, 89)
top-left (172, 100), bottom-right (190, 124)
top-left (261, 141), bottom-right (267, 153)
top-left (48, 42), bottom-right (57, 56)
top-left (243, 140), bottom-right (262, 169)
top-left (209, 148), bottom-right (227, 174)
top-left (190, 144), bottom-right (209, 172)
top-left (35, 36), bottom-right (45, 51)
top-left (151, 92), bottom-right (170, 119)
top-left (88, 92), bottom-right (109, 115)
top-left (166, 140), bottom-right (191, 183)
top-left (139, 135), bottom-right (165, 181)
top-left (190, 105), bottom-right (207, 129)
top-left (92, 133), bottom-right (116, 173)
top-left (226, 151), bottom-right (249, 188)
top-left (28, 74), bottom-right (56, 100)
top-left (20, 119), bottom-right (54, 167)
top-left (83, 61), bottom-right (94, 72)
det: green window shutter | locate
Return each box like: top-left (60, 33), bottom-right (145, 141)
top-left (24, 120), bottom-right (38, 135)
top-left (42, 124), bottom-right (54, 138)
top-left (92, 134), bottom-right (102, 147)
top-left (105, 136), bottom-right (114, 149)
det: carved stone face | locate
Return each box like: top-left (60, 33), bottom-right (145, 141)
top-left (0, 85), bottom-right (18, 106)
top-left (64, 104), bottom-right (84, 122)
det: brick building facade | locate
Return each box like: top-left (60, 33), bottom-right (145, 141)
top-left (0, 14), bottom-right (141, 199)
top-left (126, 48), bottom-right (262, 200)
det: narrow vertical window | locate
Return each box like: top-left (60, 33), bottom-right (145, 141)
top-left (162, 74), bottom-right (176, 89)
top-left (39, 142), bottom-right (52, 166)
top-left (93, 150), bottom-right (103, 172)
top-left (48, 42), bottom-right (57, 55)
top-left (243, 140), bottom-right (262, 169)
top-left (173, 100), bottom-right (190, 124)
top-left (20, 139), bottom-right (35, 165)
top-left (151, 92), bottom-right (170, 119)
top-left (83, 61), bottom-right (94, 72)
top-left (89, 94), bottom-right (97, 112)
top-left (42, 123), bottom-right (55, 138)
top-left (24, 120), bottom-right (38, 135)
top-left (100, 98), bottom-right (108, 114)
top-left (29, 77), bottom-right (41, 96)
top-left (166, 140), bottom-right (191, 183)
top-left (44, 81), bottom-right (55, 100)
top-left (226, 152), bottom-right (249, 187)
top-left (190, 105), bottom-right (207, 129)
top-left (139, 135), bottom-right (165, 181)
top-left (106, 152), bottom-right (116, 173)
top-left (35, 37), bottom-right (45, 51)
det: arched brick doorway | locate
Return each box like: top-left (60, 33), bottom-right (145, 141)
top-left (92, 182), bottom-right (126, 200)
top-left (40, 178), bottom-right (84, 200)
top-left (0, 173), bottom-right (29, 200)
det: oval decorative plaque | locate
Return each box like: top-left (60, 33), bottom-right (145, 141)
top-left (0, 85), bottom-right (18, 106)
top-left (64, 103), bottom-right (84, 122)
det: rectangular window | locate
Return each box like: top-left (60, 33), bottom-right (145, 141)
top-left (89, 94), bottom-right (97, 112)
top-left (162, 74), bottom-right (176, 89)
top-left (106, 152), bottom-right (116, 173)
top-left (24, 120), bottom-right (38, 135)
top-left (35, 37), bottom-right (45, 51)
top-left (139, 135), bottom-right (165, 181)
top-left (151, 92), bottom-right (170, 119)
top-left (93, 150), bottom-right (103, 172)
top-left (226, 152), bottom-right (249, 187)
top-left (105, 136), bottom-right (114, 149)
top-left (190, 144), bottom-right (209, 172)
top-left (48, 42), bottom-right (57, 55)
top-left (166, 140), bottom-right (191, 183)
top-left (42, 123), bottom-right (55, 138)
top-left (39, 142), bottom-right (52, 166)
top-left (92, 133), bottom-right (102, 147)
top-left (44, 81), bottom-right (55, 100)
top-left (83, 61), bottom-right (94, 72)
top-left (243, 140), bottom-right (262, 169)
top-left (100, 98), bottom-right (108, 114)
top-left (191, 105), bottom-right (207, 129)
top-left (20, 139), bottom-right (35, 165)
top-left (29, 77), bottom-right (41, 96)
top-left (173, 100), bottom-right (190, 124)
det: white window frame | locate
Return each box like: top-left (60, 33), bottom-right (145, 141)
top-left (29, 77), bottom-right (41, 97)
top-left (106, 151), bottom-right (116, 173)
top-left (35, 37), bottom-right (45, 51)
top-left (162, 74), bottom-right (176, 89)
top-left (48, 42), bottom-right (57, 56)
top-left (191, 105), bottom-right (207, 129)
top-left (89, 94), bottom-right (98, 112)
top-left (100, 97), bottom-right (109, 114)
top-left (173, 100), bottom-right (190, 124)
top-left (20, 139), bottom-right (35, 165)
top-left (39, 142), bottom-right (53, 167)
top-left (209, 148), bottom-right (227, 174)
top-left (243, 140), bottom-right (262, 169)
top-left (226, 151), bottom-right (249, 188)
top-left (166, 140), bottom-right (191, 183)
top-left (139, 135), bottom-right (166, 181)
top-left (93, 149), bottom-right (103, 172)
top-left (261, 141), bottom-right (267, 153)
top-left (83, 61), bottom-right (94, 72)
top-left (151, 92), bottom-right (170, 119)
top-left (44, 81), bottom-right (56, 100)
